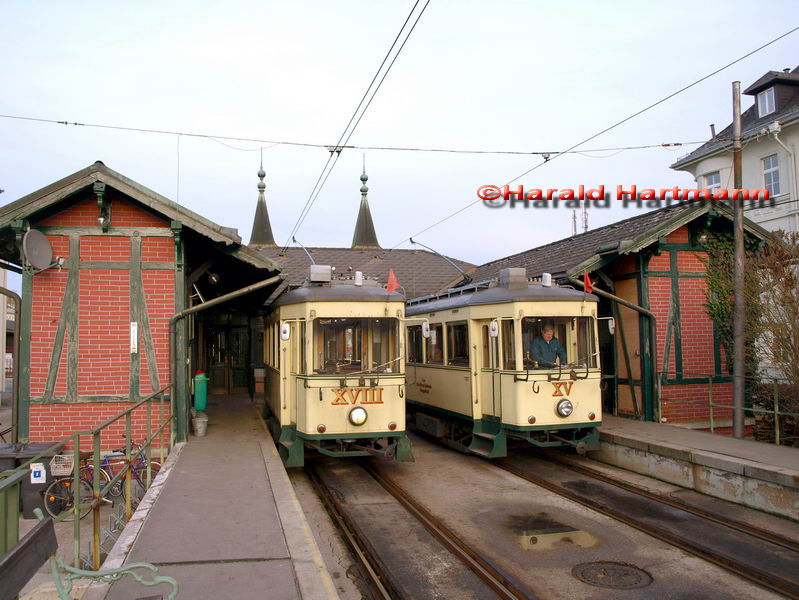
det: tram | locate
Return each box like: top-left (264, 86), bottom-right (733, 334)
top-left (405, 268), bottom-right (603, 457)
top-left (263, 265), bottom-right (413, 467)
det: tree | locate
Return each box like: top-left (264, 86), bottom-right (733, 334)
top-left (699, 228), bottom-right (762, 379)
top-left (702, 229), bottom-right (799, 445)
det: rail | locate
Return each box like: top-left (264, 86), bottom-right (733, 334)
top-left (658, 371), bottom-right (798, 445)
top-left (0, 385), bottom-right (174, 575)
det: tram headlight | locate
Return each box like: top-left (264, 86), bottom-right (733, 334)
top-left (388, 421), bottom-right (397, 431)
top-left (348, 407), bottom-right (368, 426)
top-left (556, 399), bottom-right (574, 418)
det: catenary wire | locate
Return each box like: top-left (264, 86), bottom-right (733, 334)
top-left (0, 112), bottom-right (713, 156)
top-left (388, 25), bottom-right (799, 249)
top-left (281, 0), bottom-right (429, 251)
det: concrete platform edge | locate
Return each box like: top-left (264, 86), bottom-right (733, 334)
top-left (593, 430), bottom-right (798, 521)
top-left (81, 441), bottom-right (187, 600)
top-left (257, 416), bottom-right (340, 600)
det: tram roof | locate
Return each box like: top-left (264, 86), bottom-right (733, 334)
top-left (405, 283), bottom-right (597, 316)
top-left (273, 280), bottom-right (405, 307)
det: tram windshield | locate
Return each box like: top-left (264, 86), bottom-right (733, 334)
top-left (313, 318), bottom-right (400, 374)
top-left (521, 317), bottom-right (597, 370)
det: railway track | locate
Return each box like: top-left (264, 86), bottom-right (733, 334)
top-left (495, 452), bottom-right (799, 599)
top-left (306, 458), bottom-right (534, 600)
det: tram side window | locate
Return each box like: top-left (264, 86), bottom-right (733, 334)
top-left (447, 321), bottom-right (469, 366)
top-left (275, 323), bottom-right (281, 369)
top-left (299, 321), bottom-right (306, 374)
top-left (481, 325), bottom-right (489, 366)
top-left (370, 319), bottom-right (398, 371)
top-left (425, 323), bottom-right (444, 364)
top-left (407, 325), bottom-right (424, 363)
top-left (522, 316), bottom-right (597, 369)
top-left (501, 320), bottom-right (516, 370)
top-left (264, 323), bottom-right (274, 368)
top-left (577, 317), bottom-right (597, 369)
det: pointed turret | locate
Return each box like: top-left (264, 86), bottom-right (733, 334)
top-left (351, 165), bottom-right (380, 249)
top-left (249, 156), bottom-right (276, 246)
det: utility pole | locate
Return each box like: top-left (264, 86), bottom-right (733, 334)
top-left (732, 81), bottom-right (745, 438)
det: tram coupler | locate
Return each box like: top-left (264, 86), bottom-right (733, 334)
top-left (550, 434), bottom-right (588, 455)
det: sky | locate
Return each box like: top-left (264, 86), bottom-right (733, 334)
top-left (1, 1), bottom-right (798, 293)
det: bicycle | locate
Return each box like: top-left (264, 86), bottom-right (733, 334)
top-left (43, 453), bottom-right (94, 522)
top-left (43, 442), bottom-right (161, 521)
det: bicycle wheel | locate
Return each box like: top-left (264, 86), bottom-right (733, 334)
top-left (134, 460), bottom-right (161, 492)
top-left (79, 465), bottom-right (115, 498)
top-left (43, 478), bottom-right (93, 521)
top-left (43, 478), bottom-right (71, 519)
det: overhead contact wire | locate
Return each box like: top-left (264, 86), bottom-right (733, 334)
top-left (281, 0), bottom-right (427, 251)
top-left (389, 25), bottom-right (799, 249)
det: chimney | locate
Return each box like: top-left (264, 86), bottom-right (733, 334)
top-left (499, 267), bottom-right (527, 290)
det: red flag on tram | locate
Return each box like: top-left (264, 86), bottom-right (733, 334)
top-left (583, 269), bottom-right (593, 294)
top-left (387, 269), bottom-right (400, 295)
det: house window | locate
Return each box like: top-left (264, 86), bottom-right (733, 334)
top-left (763, 154), bottom-right (780, 197)
top-left (704, 171), bottom-right (721, 192)
top-left (757, 87), bottom-right (775, 118)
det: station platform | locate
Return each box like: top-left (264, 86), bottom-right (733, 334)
top-left (82, 394), bottom-right (338, 600)
top-left (592, 415), bottom-right (799, 521)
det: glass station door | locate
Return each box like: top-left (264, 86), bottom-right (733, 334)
top-left (207, 326), bottom-right (249, 394)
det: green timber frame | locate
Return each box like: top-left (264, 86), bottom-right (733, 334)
top-left (0, 162), bottom-right (282, 444)
top-left (15, 222), bottom-right (181, 441)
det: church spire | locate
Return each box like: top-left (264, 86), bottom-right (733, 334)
top-left (351, 161), bottom-right (380, 249)
top-left (249, 152), bottom-right (276, 246)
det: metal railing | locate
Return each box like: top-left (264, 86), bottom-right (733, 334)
top-left (658, 371), bottom-right (799, 445)
top-left (0, 385), bottom-right (174, 571)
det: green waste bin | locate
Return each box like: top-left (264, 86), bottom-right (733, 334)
top-left (193, 373), bottom-right (209, 411)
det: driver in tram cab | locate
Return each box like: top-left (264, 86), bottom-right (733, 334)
top-left (530, 325), bottom-right (567, 368)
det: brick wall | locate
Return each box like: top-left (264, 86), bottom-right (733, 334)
top-left (30, 269), bottom-right (69, 397)
top-left (140, 270), bottom-right (174, 392)
top-left (77, 270), bottom-right (130, 396)
top-left (28, 196), bottom-right (175, 446)
top-left (29, 402), bottom-right (172, 450)
top-left (648, 225), bottom-right (727, 424)
top-left (661, 382), bottom-right (733, 422)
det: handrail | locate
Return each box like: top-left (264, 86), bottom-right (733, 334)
top-left (1, 385), bottom-right (175, 573)
top-left (89, 385), bottom-right (172, 433)
top-left (657, 370), bottom-right (798, 444)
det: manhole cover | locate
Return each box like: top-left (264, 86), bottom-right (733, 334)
top-left (571, 562), bottom-right (653, 589)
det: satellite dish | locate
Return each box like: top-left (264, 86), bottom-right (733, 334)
top-left (22, 229), bottom-right (53, 271)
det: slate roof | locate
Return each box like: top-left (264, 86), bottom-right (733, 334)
top-left (464, 201), bottom-right (770, 285)
top-left (671, 66), bottom-right (799, 169)
top-left (744, 69), bottom-right (799, 95)
top-left (257, 246), bottom-right (475, 301)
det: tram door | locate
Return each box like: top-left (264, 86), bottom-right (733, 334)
top-left (478, 321), bottom-right (501, 418)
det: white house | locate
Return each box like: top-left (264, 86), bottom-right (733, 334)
top-left (671, 67), bottom-right (799, 232)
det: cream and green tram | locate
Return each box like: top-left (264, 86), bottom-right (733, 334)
top-left (263, 266), bottom-right (413, 467)
top-left (405, 268), bottom-right (602, 457)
